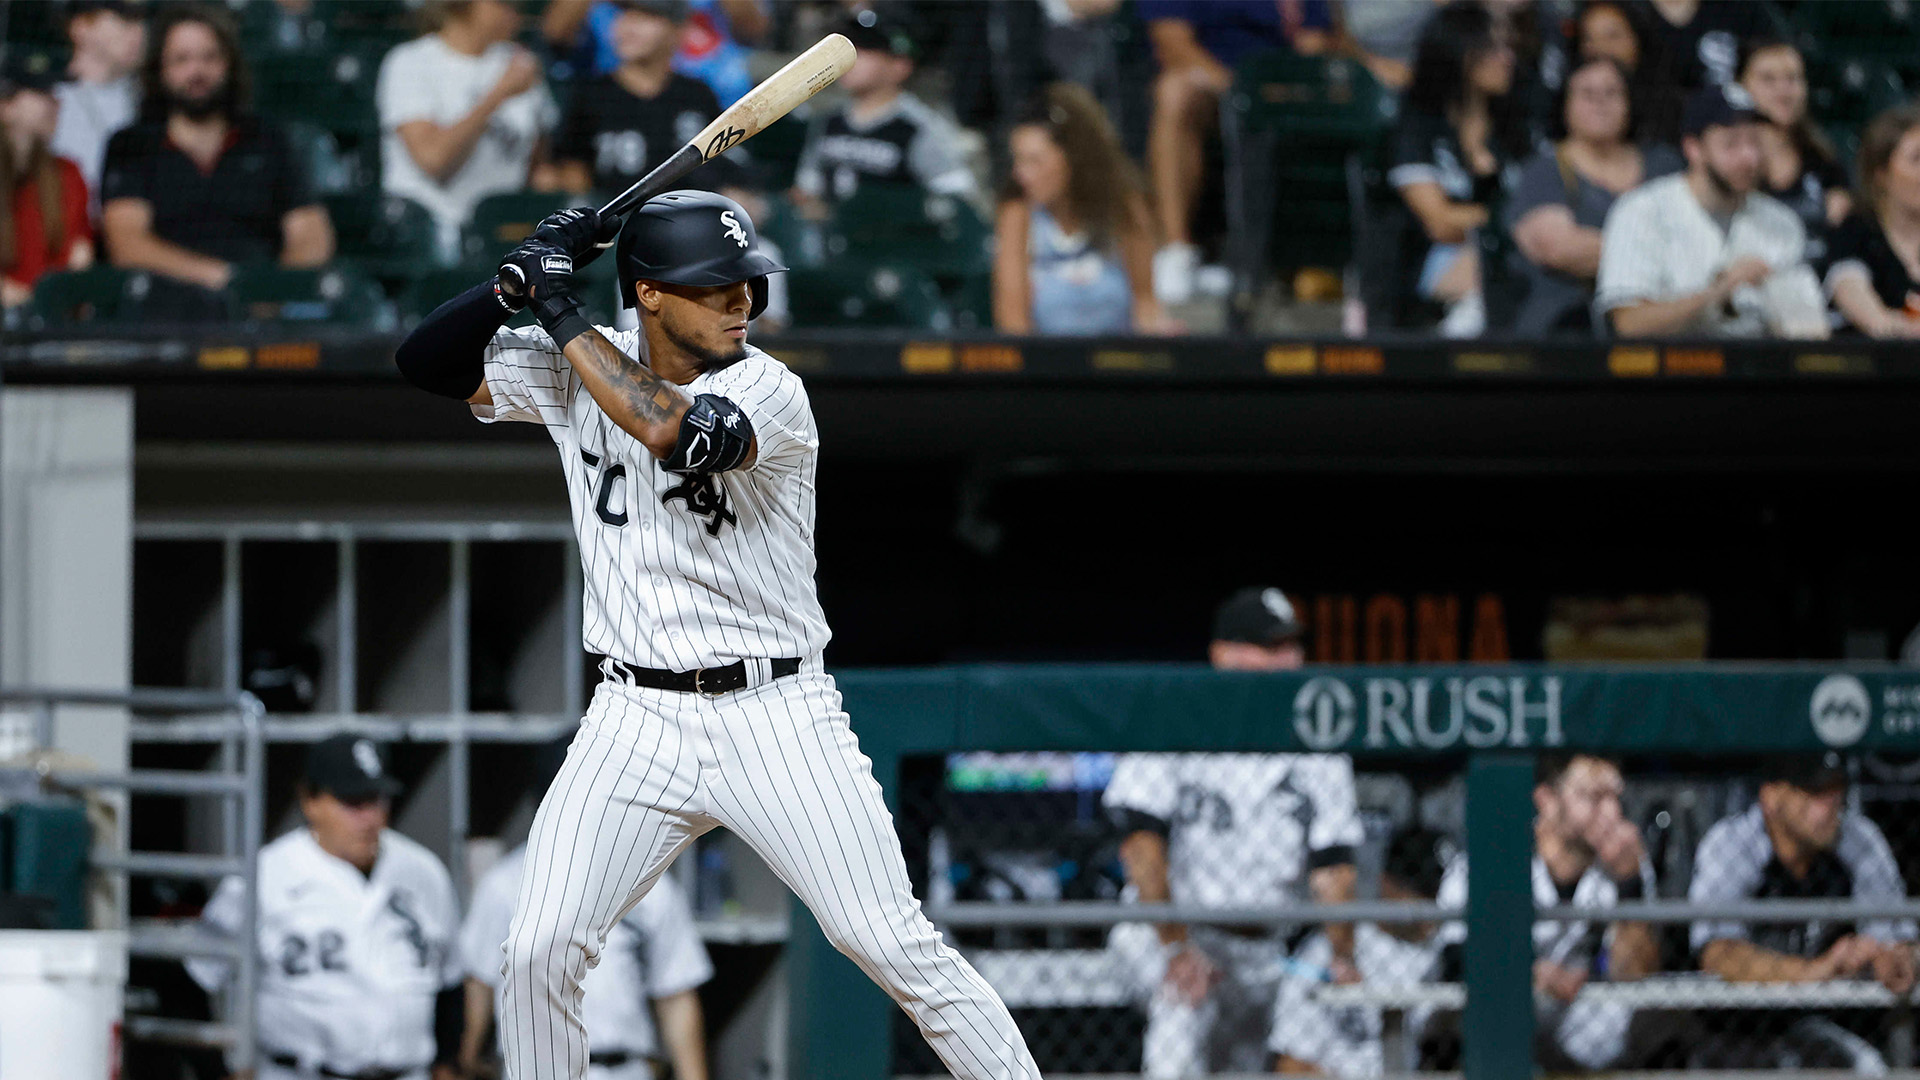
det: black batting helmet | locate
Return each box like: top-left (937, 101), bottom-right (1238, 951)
top-left (617, 190), bottom-right (786, 318)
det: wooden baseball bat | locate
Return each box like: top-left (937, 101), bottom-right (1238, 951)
top-left (499, 33), bottom-right (854, 297)
top-left (600, 33), bottom-right (856, 219)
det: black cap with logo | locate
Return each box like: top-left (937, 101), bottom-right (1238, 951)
top-left (1681, 82), bottom-right (1761, 138)
top-left (0, 48), bottom-right (63, 97)
top-left (304, 733), bottom-right (403, 802)
top-left (1761, 750), bottom-right (1850, 793)
top-left (1211, 587), bottom-right (1304, 645)
top-left (611, 0), bottom-right (689, 21)
top-left (842, 8), bottom-right (920, 61)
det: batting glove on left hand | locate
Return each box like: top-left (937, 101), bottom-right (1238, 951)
top-left (497, 238), bottom-right (583, 329)
top-left (532, 207), bottom-right (619, 269)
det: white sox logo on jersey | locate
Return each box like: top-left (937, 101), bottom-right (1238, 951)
top-left (662, 474), bottom-right (737, 535)
top-left (719, 210), bottom-right (748, 247)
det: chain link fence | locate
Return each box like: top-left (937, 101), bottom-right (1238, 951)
top-left (891, 750), bottom-right (1920, 1077)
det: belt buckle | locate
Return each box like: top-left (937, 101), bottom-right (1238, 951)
top-left (693, 667), bottom-right (726, 697)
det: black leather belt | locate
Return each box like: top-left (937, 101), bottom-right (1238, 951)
top-left (603, 656), bottom-right (800, 695)
top-left (267, 1053), bottom-right (411, 1080)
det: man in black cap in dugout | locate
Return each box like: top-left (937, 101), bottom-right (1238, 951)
top-left (190, 734), bottom-right (466, 1080)
top-left (1689, 751), bottom-right (1919, 1070)
top-left (1101, 587), bottom-right (1361, 1075)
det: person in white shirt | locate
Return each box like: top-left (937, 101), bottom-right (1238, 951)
top-left (1432, 753), bottom-right (1659, 1071)
top-left (51, 0), bottom-right (144, 210)
top-left (190, 734), bottom-right (464, 1080)
top-left (377, 0), bottom-right (559, 259)
top-left (458, 735), bottom-right (713, 1080)
top-left (1103, 588), bottom-right (1362, 1077)
top-left (1597, 82), bottom-right (1828, 338)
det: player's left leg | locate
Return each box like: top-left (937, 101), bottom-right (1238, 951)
top-left (698, 670), bottom-right (1042, 1080)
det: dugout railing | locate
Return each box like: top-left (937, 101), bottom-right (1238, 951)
top-left (794, 664), bottom-right (1920, 1080)
top-left (0, 686), bottom-right (265, 1071)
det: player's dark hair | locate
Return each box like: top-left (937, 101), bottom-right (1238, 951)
top-left (1001, 82), bottom-right (1146, 249)
top-left (140, 3), bottom-right (250, 123)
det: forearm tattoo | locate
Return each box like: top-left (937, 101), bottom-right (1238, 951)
top-left (565, 330), bottom-right (688, 428)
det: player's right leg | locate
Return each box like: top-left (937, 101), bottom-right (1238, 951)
top-left (499, 684), bottom-right (714, 1080)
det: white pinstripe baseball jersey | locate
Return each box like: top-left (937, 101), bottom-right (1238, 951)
top-left (474, 325), bottom-right (829, 670)
top-left (188, 829), bottom-right (461, 1075)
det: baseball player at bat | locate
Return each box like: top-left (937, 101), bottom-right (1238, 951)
top-left (392, 193), bottom-right (1040, 1080)
top-left (189, 735), bottom-right (464, 1080)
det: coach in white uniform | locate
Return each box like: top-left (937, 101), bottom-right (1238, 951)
top-left (190, 734), bottom-right (464, 1080)
top-left (1103, 588), bottom-right (1363, 1077)
top-left (393, 193), bottom-right (1039, 1080)
top-left (459, 736), bottom-right (713, 1080)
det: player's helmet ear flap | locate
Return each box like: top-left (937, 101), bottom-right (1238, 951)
top-left (617, 190), bottom-right (786, 318)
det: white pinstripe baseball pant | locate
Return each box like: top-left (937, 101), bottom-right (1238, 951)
top-left (497, 665), bottom-right (1039, 1080)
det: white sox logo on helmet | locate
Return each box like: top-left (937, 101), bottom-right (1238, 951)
top-left (719, 210), bottom-right (748, 248)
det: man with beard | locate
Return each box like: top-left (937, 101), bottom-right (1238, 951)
top-left (1431, 754), bottom-right (1660, 1070)
top-left (100, 4), bottom-right (332, 317)
top-left (1596, 81), bottom-right (1826, 337)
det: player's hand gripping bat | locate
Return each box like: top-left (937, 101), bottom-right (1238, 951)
top-left (498, 33), bottom-right (856, 299)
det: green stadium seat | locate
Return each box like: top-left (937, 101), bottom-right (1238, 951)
top-left (24, 267), bottom-right (161, 327)
top-left (230, 264), bottom-right (393, 329)
top-left (1806, 55), bottom-right (1907, 133)
top-left (1223, 51), bottom-right (1397, 323)
top-left (323, 192), bottom-right (441, 282)
top-left (824, 186), bottom-right (991, 275)
top-left (255, 48), bottom-right (382, 142)
top-left (786, 261), bottom-right (950, 331)
top-left (283, 121), bottom-right (357, 196)
top-left (1793, 1), bottom-right (1920, 81)
top-left (459, 191), bottom-right (574, 264)
top-left (741, 110), bottom-right (815, 191)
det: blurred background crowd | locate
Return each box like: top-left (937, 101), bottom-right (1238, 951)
top-left (7, 0), bottom-right (1920, 340)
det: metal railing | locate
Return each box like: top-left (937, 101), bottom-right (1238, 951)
top-left (0, 686), bottom-right (265, 1071)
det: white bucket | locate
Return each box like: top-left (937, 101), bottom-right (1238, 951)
top-left (0, 931), bottom-right (126, 1080)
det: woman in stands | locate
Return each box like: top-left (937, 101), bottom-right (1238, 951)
top-left (1388, 1), bottom-right (1524, 337)
top-left (1, 57), bottom-right (93, 309)
top-left (993, 82), bottom-right (1166, 335)
top-left (1824, 104), bottom-right (1920, 337)
top-left (1505, 57), bottom-right (1681, 335)
top-left (1738, 37), bottom-right (1851, 246)
top-left (1567, 0), bottom-right (1680, 145)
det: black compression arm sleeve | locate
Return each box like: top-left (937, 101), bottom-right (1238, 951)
top-left (433, 984), bottom-right (464, 1066)
top-left (394, 280), bottom-right (513, 400)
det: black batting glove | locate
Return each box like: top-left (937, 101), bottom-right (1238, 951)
top-left (499, 239), bottom-right (593, 349)
top-left (531, 207), bottom-right (619, 269)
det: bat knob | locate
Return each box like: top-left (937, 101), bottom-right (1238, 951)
top-left (497, 261), bottom-right (528, 299)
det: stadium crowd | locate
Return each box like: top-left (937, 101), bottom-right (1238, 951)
top-left (4, 0), bottom-right (1920, 338)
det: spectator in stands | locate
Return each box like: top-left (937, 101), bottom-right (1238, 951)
top-left (1738, 37), bottom-right (1850, 248)
top-left (1435, 753), bottom-right (1659, 1069)
top-left (1139, 0), bottom-right (1333, 304)
top-left (1389, 1), bottom-right (1524, 338)
top-left (543, 0), bottom-right (768, 105)
top-left (993, 83), bottom-right (1164, 335)
top-left (100, 5), bottom-right (334, 316)
top-left (1269, 827), bottom-right (1449, 1077)
top-left (459, 735), bottom-right (712, 1080)
top-left (51, 0), bottom-right (144, 209)
top-left (553, 0), bottom-right (747, 199)
top-left (2, 51), bottom-right (94, 309)
top-left (1635, 0), bottom-right (1765, 92)
top-left (1569, 0), bottom-right (1680, 145)
top-left (1596, 83), bottom-right (1828, 338)
top-left (790, 9), bottom-right (976, 215)
top-left (1104, 587), bottom-right (1361, 1077)
top-left (1826, 104), bottom-right (1920, 338)
top-left (378, 0), bottom-right (559, 260)
top-left (1689, 753), bottom-right (1918, 1071)
top-left (1505, 57), bottom-right (1681, 335)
